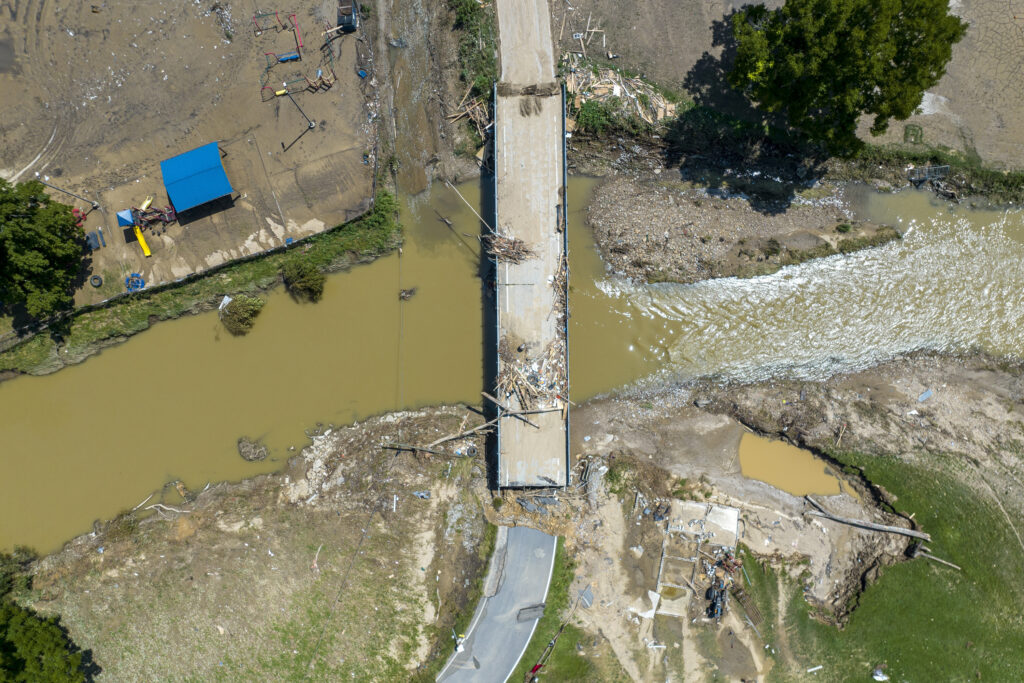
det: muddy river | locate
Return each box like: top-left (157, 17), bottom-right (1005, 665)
top-left (2, 181), bottom-right (1023, 551)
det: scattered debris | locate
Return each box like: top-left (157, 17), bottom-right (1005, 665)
top-left (496, 338), bottom-right (567, 411)
top-left (399, 287), bottom-right (418, 301)
top-left (237, 437), bottom-right (269, 462)
top-left (563, 54), bottom-right (677, 126)
top-left (485, 233), bottom-right (536, 263)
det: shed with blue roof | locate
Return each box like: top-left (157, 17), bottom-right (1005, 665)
top-left (159, 142), bottom-right (234, 213)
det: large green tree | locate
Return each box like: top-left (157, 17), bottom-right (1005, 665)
top-left (0, 179), bottom-right (84, 319)
top-left (1, 550), bottom-right (85, 683)
top-left (0, 602), bottom-right (85, 682)
top-left (728, 0), bottom-right (967, 155)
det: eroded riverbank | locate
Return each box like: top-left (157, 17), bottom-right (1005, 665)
top-left (4, 177), bottom-right (1024, 552)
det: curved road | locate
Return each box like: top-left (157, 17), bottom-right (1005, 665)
top-left (436, 526), bottom-right (558, 682)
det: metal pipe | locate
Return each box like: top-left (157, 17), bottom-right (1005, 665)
top-left (34, 172), bottom-right (99, 209)
top-left (285, 91), bottom-right (316, 129)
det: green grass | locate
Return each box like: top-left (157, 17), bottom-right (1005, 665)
top-left (734, 226), bottom-right (902, 279)
top-left (0, 191), bottom-right (402, 375)
top-left (782, 452), bottom-right (1024, 682)
top-left (735, 545), bottom-right (780, 647)
top-left (411, 520), bottom-right (498, 682)
top-left (509, 538), bottom-right (600, 681)
top-left (847, 144), bottom-right (1024, 203)
top-left (450, 0), bottom-right (496, 98)
top-left (0, 334), bottom-right (58, 372)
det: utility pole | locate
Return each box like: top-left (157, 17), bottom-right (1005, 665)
top-left (285, 91), bottom-right (316, 129)
top-left (34, 172), bottom-right (100, 210)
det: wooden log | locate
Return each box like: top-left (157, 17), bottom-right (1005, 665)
top-left (805, 496), bottom-right (931, 541)
top-left (383, 443), bottom-right (443, 456)
top-left (427, 417), bottom-right (498, 449)
top-left (481, 391), bottom-right (540, 428)
top-left (917, 551), bottom-right (961, 571)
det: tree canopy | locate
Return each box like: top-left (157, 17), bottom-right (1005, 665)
top-left (1, 550), bottom-right (85, 682)
top-left (728, 0), bottom-right (967, 155)
top-left (0, 179), bottom-right (84, 319)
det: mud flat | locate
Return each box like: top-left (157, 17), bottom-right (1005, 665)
top-left (0, 0), bottom-right (374, 309)
top-left (25, 407), bottom-right (493, 680)
top-left (585, 176), bottom-right (898, 283)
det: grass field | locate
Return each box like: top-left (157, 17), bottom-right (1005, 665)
top-left (776, 452), bottom-right (1024, 682)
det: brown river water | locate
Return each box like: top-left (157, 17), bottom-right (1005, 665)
top-left (2, 180), bottom-right (1023, 551)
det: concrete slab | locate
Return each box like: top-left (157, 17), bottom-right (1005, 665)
top-left (494, 0), bottom-right (568, 488)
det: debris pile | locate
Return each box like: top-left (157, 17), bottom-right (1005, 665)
top-left (496, 338), bottom-right (567, 411)
top-left (447, 89), bottom-right (492, 141)
top-left (563, 54), bottom-right (678, 125)
top-left (485, 233), bottom-right (536, 263)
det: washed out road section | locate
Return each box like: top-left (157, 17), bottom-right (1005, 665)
top-left (437, 526), bottom-right (558, 682)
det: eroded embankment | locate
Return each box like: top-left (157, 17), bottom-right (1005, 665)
top-left (23, 406), bottom-right (493, 680)
top-left (0, 192), bottom-right (402, 380)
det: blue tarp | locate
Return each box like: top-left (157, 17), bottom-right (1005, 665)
top-left (116, 209), bottom-right (134, 227)
top-left (159, 142), bottom-right (233, 213)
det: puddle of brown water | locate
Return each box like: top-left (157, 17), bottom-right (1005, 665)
top-left (738, 433), bottom-right (840, 496)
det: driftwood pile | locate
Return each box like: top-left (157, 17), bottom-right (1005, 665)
top-left (564, 54), bottom-right (677, 126)
top-left (486, 233), bottom-right (536, 263)
top-left (497, 338), bottom-right (567, 411)
top-left (447, 86), bottom-right (492, 141)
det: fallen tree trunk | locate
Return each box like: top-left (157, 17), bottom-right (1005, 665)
top-left (805, 495), bottom-right (931, 541)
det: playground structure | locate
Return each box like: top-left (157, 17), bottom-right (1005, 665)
top-left (116, 195), bottom-right (177, 258)
top-left (252, 10), bottom-right (286, 35)
top-left (257, 9), bottom-right (343, 100)
top-left (124, 272), bottom-right (146, 293)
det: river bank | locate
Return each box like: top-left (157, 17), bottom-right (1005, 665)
top-left (0, 191), bottom-right (402, 380)
top-left (22, 406), bottom-right (493, 680)
top-left (19, 348), bottom-right (1022, 680)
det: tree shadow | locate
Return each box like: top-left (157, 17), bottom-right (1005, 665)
top-left (665, 11), bottom-right (827, 214)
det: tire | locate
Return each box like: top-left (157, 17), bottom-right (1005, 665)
top-left (89, 275), bottom-right (103, 288)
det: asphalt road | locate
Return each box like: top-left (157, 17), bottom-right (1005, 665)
top-left (436, 526), bottom-right (558, 682)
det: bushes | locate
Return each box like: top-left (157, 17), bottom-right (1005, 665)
top-left (281, 260), bottom-right (326, 302)
top-left (219, 294), bottom-right (266, 335)
top-left (449, 0), bottom-right (496, 97)
top-left (574, 98), bottom-right (651, 138)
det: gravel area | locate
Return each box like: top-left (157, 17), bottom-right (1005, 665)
top-left (585, 176), bottom-right (874, 283)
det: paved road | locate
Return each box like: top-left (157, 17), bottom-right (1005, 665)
top-left (437, 527), bottom-right (558, 682)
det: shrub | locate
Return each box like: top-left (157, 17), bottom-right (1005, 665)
top-left (836, 223), bottom-right (852, 233)
top-left (220, 294), bottom-right (266, 335)
top-left (576, 100), bottom-right (615, 136)
top-left (281, 259), bottom-right (326, 302)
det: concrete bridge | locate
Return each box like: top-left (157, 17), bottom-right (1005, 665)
top-left (492, 0), bottom-right (569, 489)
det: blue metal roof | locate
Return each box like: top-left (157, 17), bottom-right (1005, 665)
top-left (159, 142), bottom-right (233, 213)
